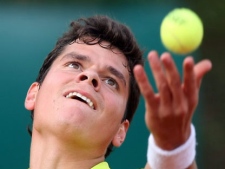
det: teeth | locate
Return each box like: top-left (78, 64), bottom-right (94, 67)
top-left (66, 92), bottom-right (94, 109)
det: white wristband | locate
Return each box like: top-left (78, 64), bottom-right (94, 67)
top-left (147, 124), bottom-right (196, 169)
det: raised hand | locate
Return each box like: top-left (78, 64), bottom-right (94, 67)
top-left (134, 50), bottom-right (212, 150)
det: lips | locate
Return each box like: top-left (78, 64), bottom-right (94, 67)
top-left (65, 91), bottom-right (95, 110)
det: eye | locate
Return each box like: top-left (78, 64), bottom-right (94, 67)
top-left (104, 78), bottom-right (118, 89)
top-left (67, 62), bottom-right (81, 70)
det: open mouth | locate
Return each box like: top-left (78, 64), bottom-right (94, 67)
top-left (66, 92), bottom-right (95, 110)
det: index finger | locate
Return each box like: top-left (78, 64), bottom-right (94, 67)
top-left (133, 64), bottom-right (157, 107)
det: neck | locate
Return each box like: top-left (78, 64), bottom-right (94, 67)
top-left (29, 130), bottom-right (105, 169)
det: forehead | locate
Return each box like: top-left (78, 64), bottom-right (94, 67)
top-left (57, 40), bottom-right (128, 68)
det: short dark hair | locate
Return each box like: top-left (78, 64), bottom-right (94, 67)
top-left (28, 15), bottom-right (144, 157)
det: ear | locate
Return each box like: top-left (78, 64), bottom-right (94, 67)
top-left (112, 120), bottom-right (129, 147)
top-left (24, 82), bottom-right (40, 111)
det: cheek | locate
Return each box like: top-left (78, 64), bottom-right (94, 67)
top-left (105, 95), bottom-right (127, 123)
top-left (92, 96), bottom-right (127, 143)
top-left (33, 76), bottom-right (61, 123)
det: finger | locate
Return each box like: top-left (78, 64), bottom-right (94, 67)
top-left (133, 64), bottom-right (158, 108)
top-left (160, 53), bottom-right (184, 108)
top-left (148, 51), bottom-right (172, 107)
top-left (194, 59), bottom-right (212, 88)
top-left (183, 58), bottom-right (212, 115)
top-left (183, 57), bottom-right (197, 113)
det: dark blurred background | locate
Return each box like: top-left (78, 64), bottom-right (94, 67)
top-left (0, 0), bottom-right (224, 168)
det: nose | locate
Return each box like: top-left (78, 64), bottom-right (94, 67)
top-left (77, 71), bottom-right (100, 91)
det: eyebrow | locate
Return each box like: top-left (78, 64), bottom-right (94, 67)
top-left (107, 66), bottom-right (127, 87)
top-left (61, 52), bottom-right (91, 62)
top-left (61, 52), bottom-right (127, 86)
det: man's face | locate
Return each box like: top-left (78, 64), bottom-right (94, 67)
top-left (25, 40), bottom-right (130, 150)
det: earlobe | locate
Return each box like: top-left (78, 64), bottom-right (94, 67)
top-left (112, 120), bottom-right (129, 147)
top-left (24, 82), bottom-right (40, 111)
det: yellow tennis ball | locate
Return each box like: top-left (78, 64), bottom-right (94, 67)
top-left (160, 8), bottom-right (203, 55)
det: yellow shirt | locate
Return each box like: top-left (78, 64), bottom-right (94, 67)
top-left (28, 162), bottom-right (110, 169)
top-left (91, 162), bottom-right (110, 169)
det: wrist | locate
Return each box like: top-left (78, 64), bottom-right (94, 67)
top-left (147, 124), bottom-right (196, 169)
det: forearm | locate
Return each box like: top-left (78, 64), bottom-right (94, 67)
top-left (187, 161), bottom-right (198, 169)
top-left (144, 161), bottom-right (198, 169)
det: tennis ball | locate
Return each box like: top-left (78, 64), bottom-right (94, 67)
top-left (160, 8), bottom-right (203, 55)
